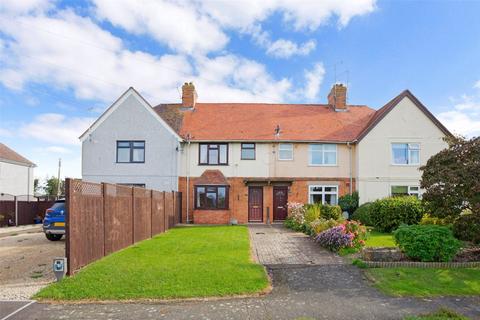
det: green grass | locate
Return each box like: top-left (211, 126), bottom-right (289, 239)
top-left (35, 226), bottom-right (269, 300)
top-left (365, 230), bottom-right (396, 247)
top-left (404, 308), bottom-right (469, 320)
top-left (367, 267), bottom-right (480, 297)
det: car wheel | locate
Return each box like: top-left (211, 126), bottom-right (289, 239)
top-left (45, 234), bottom-right (63, 241)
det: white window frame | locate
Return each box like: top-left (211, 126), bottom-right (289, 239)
top-left (391, 143), bottom-right (420, 165)
top-left (390, 185), bottom-right (420, 198)
top-left (309, 144), bottom-right (337, 166)
top-left (278, 143), bottom-right (293, 161)
top-left (308, 185), bottom-right (339, 205)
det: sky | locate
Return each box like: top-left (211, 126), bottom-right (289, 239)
top-left (0, 0), bottom-right (479, 180)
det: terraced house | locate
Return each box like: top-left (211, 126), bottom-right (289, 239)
top-left (80, 83), bottom-right (451, 224)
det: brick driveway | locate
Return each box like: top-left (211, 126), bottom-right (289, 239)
top-left (248, 224), bottom-right (344, 265)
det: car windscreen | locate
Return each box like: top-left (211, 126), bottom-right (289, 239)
top-left (50, 202), bottom-right (65, 211)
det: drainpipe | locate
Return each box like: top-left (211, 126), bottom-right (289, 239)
top-left (347, 142), bottom-right (353, 194)
top-left (186, 135), bottom-right (191, 223)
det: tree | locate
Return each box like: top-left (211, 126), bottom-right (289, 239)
top-left (44, 177), bottom-right (65, 197)
top-left (420, 136), bottom-right (480, 219)
top-left (33, 178), bottom-right (40, 194)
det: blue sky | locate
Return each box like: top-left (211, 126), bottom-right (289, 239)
top-left (0, 0), bottom-right (479, 180)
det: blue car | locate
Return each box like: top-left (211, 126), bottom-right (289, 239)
top-left (43, 200), bottom-right (66, 241)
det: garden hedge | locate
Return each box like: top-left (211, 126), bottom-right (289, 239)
top-left (370, 196), bottom-right (424, 232)
top-left (393, 224), bottom-right (460, 262)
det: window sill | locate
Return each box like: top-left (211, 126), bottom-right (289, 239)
top-left (198, 164), bottom-right (229, 166)
top-left (308, 164), bottom-right (338, 167)
top-left (390, 164), bottom-right (420, 167)
top-left (115, 162), bottom-right (145, 164)
top-left (194, 208), bottom-right (229, 211)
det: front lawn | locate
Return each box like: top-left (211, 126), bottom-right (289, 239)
top-left (35, 226), bottom-right (269, 300)
top-left (365, 230), bottom-right (396, 247)
top-left (367, 267), bottom-right (480, 297)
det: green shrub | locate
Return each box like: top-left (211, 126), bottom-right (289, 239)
top-left (420, 214), bottom-right (451, 226)
top-left (338, 191), bottom-right (359, 215)
top-left (453, 213), bottom-right (480, 244)
top-left (370, 197), bottom-right (424, 232)
top-left (393, 225), bottom-right (461, 262)
top-left (320, 204), bottom-right (342, 220)
top-left (351, 202), bottom-right (374, 226)
top-left (352, 259), bottom-right (368, 269)
top-left (304, 204), bottom-right (321, 224)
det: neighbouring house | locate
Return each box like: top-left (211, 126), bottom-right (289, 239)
top-left (80, 83), bottom-right (451, 224)
top-left (0, 143), bottom-right (36, 197)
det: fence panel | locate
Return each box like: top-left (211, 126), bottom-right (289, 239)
top-left (66, 179), bottom-right (180, 275)
top-left (17, 202), bottom-right (38, 225)
top-left (67, 180), bottom-right (105, 275)
top-left (151, 190), bottom-right (165, 236)
top-left (0, 201), bottom-right (15, 227)
top-left (164, 192), bottom-right (174, 230)
top-left (104, 184), bottom-right (133, 255)
top-left (133, 187), bottom-right (152, 242)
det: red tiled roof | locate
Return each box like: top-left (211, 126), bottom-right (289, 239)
top-left (0, 143), bottom-right (35, 166)
top-left (195, 170), bottom-right (229, 185)
top-left (153, 90), bottom-right (450, 143)
top-left (154, 103), bottom-right (375, 142)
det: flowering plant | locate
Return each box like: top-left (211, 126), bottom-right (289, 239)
top-left (315, 220), bottom-right (367, 252)
top-left (284, 202), bottom-right (306, 231)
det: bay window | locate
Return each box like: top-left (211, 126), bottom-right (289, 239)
top-left (195, 185), bottom-right (229, 209)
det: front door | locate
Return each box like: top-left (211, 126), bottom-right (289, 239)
top-left (248, 187), bottom-right (263, 222)
top-left (273, 186), bottom-right (288, 221)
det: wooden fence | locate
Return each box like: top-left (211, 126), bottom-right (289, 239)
top-left (65, 179), bottom-right (182, 275)
top-left (0, 199), bottom-right (55, 227)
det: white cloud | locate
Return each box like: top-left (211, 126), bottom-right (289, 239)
top-left (302, 63), bottom-right (326, 100)
top-left (249, 24), bottom-right (316, 58)
top-left (266, 39), bottom-right (316, 58)
top-left (474, 81), bottom-right (480, 89)
top-left (20, 113), bottom-right (95, 145)
top-left (45, 146), bottom-right (72, 154)
top-left (0, 128), bottom-right (13, 137)
top-left (93, 0), bottom-right (228, 55)
top-left (0, 0), bottom-right (51, 14)
top-left (192, 55), bottom-right (292, 102)
top-left (198, 0), bottom-right (377, 30)
top-left (93, 0), bottom-right (376, 57)
top-left (437, 93), bottom-right (480, 138)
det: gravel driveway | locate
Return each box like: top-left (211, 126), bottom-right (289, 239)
top-left (0, 230), bottom-right (65, 300)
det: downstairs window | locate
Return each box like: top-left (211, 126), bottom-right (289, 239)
top-left (195, 185), bottom-right (229, 209)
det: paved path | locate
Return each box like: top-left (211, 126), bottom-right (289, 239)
top-left (249, 224), bottom-right (344, 265)
top-left (4, 225), bottom-right (480, 320)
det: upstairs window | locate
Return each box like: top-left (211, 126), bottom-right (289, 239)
top-left (391, 186), bottom-right (420, 198)
top-left (117, 141), bottom-right (145, 163)
top-left (392, 143), bottom-right (420, 165)
top-left (241, 143), bottom-right (255, 160)
top-left (309, 144), bottom-right (337, 165)
top-left (199, 143), bottom-right (228, 165)
top-left (278, 143), bottom-right (293, 160)
top-left (195, 186), bottom-right (229, 209)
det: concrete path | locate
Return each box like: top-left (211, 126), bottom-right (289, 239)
top-left (5, 225), bottom-right (480, 320)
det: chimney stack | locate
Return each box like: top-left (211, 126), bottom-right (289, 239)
top-left (182, 82), bottom-right (197, 108)
top-left (328, 83), bottom-right (347, 111)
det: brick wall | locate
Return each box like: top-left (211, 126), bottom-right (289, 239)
top-left (178, 176), bottom-right (355, 224)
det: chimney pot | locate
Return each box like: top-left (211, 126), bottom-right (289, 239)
top-left (182, 82), bottom-right (197, 108)
top-left (328, 83), bottom-right (347, 111)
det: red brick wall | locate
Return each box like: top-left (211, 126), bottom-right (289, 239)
top-left (178, 176), bottom-right (355, 224)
